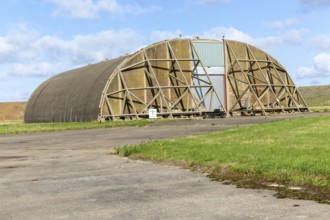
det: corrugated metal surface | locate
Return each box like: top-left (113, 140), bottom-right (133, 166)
top-left (192, 41), bottom-right (224, 67)
top-left (24, 56), bottom-right (127, 123)
top-left (192, 41), bottom-right (226, 110)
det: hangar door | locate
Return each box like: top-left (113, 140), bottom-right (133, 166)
top-left (192, 41), bottom-right (226, 111)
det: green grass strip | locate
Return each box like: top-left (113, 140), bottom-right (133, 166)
top-left (310, 106), bottom-right (330, 112)
top-left (118, 116), bottom-right (330, 187)
top-left (0, 120), bottom-right (153, 134)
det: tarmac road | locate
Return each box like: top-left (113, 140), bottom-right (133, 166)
top-left (0, 113), bottom-right (329, 219)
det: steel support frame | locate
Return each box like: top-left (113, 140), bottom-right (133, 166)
top-left (99, 40), bottom-right (225, 120)
top-left (225, 40), bottom-right (309, 115)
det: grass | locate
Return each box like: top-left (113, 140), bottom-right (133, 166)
top-left (0, 102), bottom-right (26, 122)
top-left (0, 120), bottom-right (155, 135)
top-left (117, 116), bottom-right (330, 203)
top-left (299, 85), bottom-right (330, 106)
top-left (309, 106), bottom-right (330, 112)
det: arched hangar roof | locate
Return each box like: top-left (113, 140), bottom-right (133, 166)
top-left (24, 56), bottom-right (127, 122)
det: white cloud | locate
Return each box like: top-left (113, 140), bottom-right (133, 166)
top-left (0, 24), bottom-right (39, 62)
top-left (0, 37), bottom-right (14, 55)
top-left (262, 18), bottom-right (298, 30)
top-left (0, 24), bottom-right (310, 80)
top-left (0, 24), bottom-right (144, 79)
top-left (150, 30), bottom-right (184, 42)
top-left (49, 0), bottom-right (152, 19)
top-left (36, 29), bottom-right (142, 65)
top-left (1, 24), bottom-right (306, 78)
top-left (255, 29), bottom-right (309, 48)
top-left (296, 66), bottom-right (316, 78)
top-left (202, 27), bottom-right (254, 43)
top-left (314, 53), bottom-right (330, 72)
top-left (297, 53), bottom-right (330, 79)
top-left (2, 62), bottom-right (56, 78)
top-left (201, 26), bottom-right (308, 49)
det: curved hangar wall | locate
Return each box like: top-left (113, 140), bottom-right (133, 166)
top-left (24, 39), bottom-right (309, 122)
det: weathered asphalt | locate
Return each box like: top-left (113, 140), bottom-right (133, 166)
top-left (0, 113), bottom-right (329, 219)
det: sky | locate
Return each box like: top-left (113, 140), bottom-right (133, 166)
top-left (1, 0), bottom-right (330, 102)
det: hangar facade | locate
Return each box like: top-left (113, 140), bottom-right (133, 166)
top-left (24, 38), bottom-right (309, 122)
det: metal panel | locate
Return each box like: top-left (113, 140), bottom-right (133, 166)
top-left (193, 67), bottom-right (225, 111)
top-left (192, 41), bottom-right (224, 67)
top-left (192, 41), bottom-right (226, 111)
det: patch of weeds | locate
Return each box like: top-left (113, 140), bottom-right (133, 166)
top-left (208, 171), bottom-right (330, 204)
top-left (120, 144), bottom-right (143, 157)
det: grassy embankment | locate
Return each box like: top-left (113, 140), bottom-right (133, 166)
top-left (0, 102), bottom-right (26, 122)
top-left (299, 85), bottom-right (330, 112)
top-left (0, 120), bottom-right (154, 135)
top-left (116, 116), bottom-right (330, 203)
